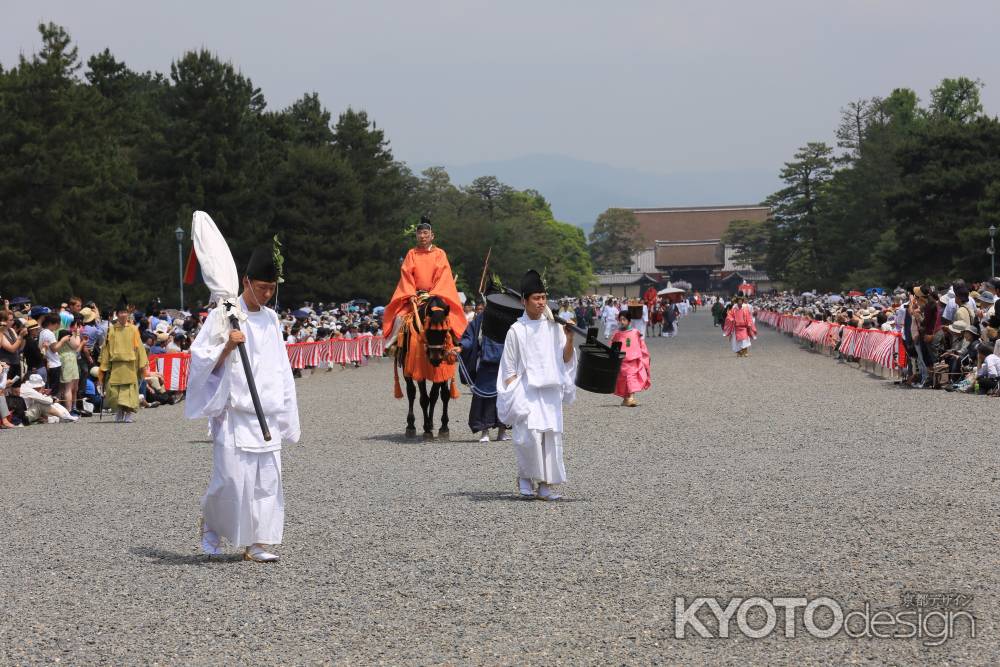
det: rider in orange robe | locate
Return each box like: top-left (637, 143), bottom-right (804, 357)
top-left (383, 218), bottom-right (467, 341)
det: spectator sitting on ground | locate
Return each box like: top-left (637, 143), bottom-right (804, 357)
top-left (141, 368), bottom-right (174, 408)
top-left (976, 341), bottom-right (1000, 394)
top-left (83, 367), bottom-right (103, 413)
top-left (15, 374), bottom-right (78, 424)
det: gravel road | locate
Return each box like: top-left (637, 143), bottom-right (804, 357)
top-left (2, 311), bottom-right (996, 664)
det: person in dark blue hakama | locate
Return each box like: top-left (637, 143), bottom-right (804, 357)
top-left (459, 310), bottom-right (509, 443)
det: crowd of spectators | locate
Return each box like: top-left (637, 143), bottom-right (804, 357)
top-left (278, 300), bottom-right (383, 374)
top-left (2, 289), bottom-right (709, 429)
top-left (0, 295), bottom-right (387, 429)
top-left (752, 278), bottom-right (1000, 394)
top-left (280, 300), bottom-right (381, 343)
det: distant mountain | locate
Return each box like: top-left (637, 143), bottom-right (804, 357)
top-left (413, 154), bottom-right (780, 234)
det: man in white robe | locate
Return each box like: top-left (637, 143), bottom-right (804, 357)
top-left (600, 299), bottom-right (619, 341)
top-left (185, 246), bottom-right (300, 562)
top-left (497, 270), bottom-right (578, 501)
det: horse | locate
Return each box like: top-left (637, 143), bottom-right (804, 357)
top-left (392, 294), bottom-right (460, 440)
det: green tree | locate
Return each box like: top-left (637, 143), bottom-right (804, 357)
top-left (507, 190), bottom-right (590, 295)
top-left (835, 98), bottom-right (879, 162)
top-left (821, 89), bottom-right (923, 288)
top-left (287, 93), bottom-right (335, 146)
top-left (722, 219), bottom-right (769, 269)
top-left (465, 175), bottom-right (513, 223)
top-left (879, 87), bottom-right (921, 129)
top-left (103, 47), bottom-right (276, 309)
top-left (763, 142), bottom-right (834, 289)
top-left (588, 208), bottom-right (642, 272)
top-left (0, 24), bottom-right (142, 305)
top-left (543, 220), bottom-right (593, 296)
top-left (929, 77), bottom-right (984, 123)
top-left (331, 108), bottom-right (416, 301)
top-left (269, 144), bottom-right (363, 303)
top-left (888, 117), bottom-right (1000, 282)
top-left (980, 180), bottom-right (1000, 230)
top-left (0, 26), bottom-right (597, 308)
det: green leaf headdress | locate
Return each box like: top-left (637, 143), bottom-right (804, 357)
top-left (272, 234), bottom-right (285, 284)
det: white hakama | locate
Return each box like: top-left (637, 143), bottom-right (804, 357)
top-left (731, 336), bottom-right (752, 353)
top-left (511, 425), bottom-right (567, 485)
top-left (497, 314), bottom-right (577, 485)
top-left (203, 446), bottom-right (284, 546)
top-left (186, 298), bottom-right (300, 551)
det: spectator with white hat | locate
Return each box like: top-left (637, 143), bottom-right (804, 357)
top-left (15, 374), bottom-right (78, 423)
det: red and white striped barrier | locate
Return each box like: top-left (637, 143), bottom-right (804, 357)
top-left (147, 353), bottom-right (191, 391)
top-left (285, 336), bottom-right (386, 369)
top-left (757, 311), bottom-right (906, 370)
top-left (147, 336), bottom-right (387, 385)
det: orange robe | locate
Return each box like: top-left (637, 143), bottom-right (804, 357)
top-left (383, 246), bottom-right (467, 339)
top-left (402, 318), bottom-right (459, 384)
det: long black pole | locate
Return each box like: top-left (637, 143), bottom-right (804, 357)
top-left (227, 314), bottom-right (272, 441)
top-left (177, 239), bottom-right (184, 311)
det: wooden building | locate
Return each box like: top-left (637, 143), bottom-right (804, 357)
top-left (629, 205), bottom-right (771, 292)
top-left (591, 272), bottom-right (663, 298)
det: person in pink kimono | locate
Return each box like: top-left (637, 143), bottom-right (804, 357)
top-left (723, 293), bottom-right (758, 357)
top-left (611, 311), bottom-right (651, 407)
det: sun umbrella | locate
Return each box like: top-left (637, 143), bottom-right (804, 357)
top-left (658, 287), bottom-right (686, 295)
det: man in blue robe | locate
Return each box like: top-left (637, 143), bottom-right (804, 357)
top-left (459, 308), bottom-right (510, 443)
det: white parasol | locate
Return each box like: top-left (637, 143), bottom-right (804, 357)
top-left (658, 287), bottom-right (687, 295)
top-left (192, 211), bottom-right (239, 305)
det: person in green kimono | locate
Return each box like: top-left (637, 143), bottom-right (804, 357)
top-left (98, 297), bottom-right (148, 423)
top-left (711, 298), bottom-right (725, 327)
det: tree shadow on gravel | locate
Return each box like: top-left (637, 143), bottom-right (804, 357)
top-left (444, 491), bottom-right (588, 503)
top-left (130, 546), bottom-right (243, 565)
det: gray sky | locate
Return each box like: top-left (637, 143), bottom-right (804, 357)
top-left (3, 1), bottom-right (998, 175)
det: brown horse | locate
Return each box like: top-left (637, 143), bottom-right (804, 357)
top-left (392, 295), bottom-right (460, 439)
